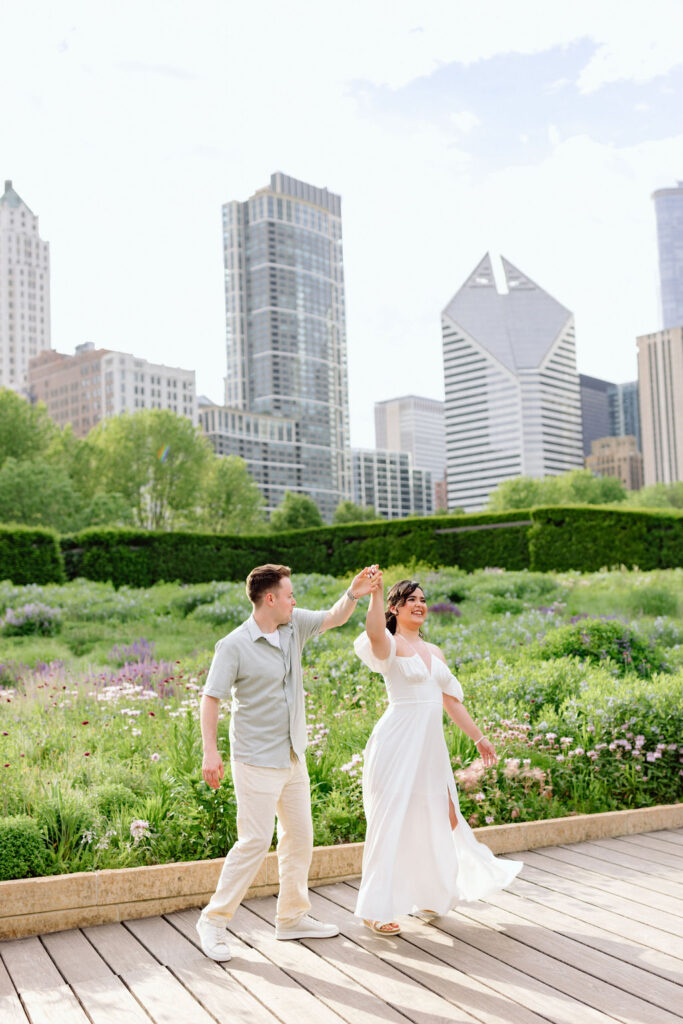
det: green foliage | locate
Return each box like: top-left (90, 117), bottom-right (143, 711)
top-left (538, 619), bottom-right (664, 677)
top-left (0, 459), bottom-right (86, 533)
top-left (88, 410), bottom-right (212, 529)
top-left (270, 491), bottom-right (324, 531)
top-left (333, 500), bottom-right (378, 524)
top-left (0, 389), bottom-right (57, 468)
top-left (95, 783), bottom-right (138, 817)
top-left (197, 455), bottom-right (266, 534)
top-left (623, 481), bottom-right (683, 509)
top-left (0, 816), bottom-right (46, 880)
top-left (488, 470), bottom-right (626, 510)
top-left (0, 525), bottom-right (65, 584)
top-left (626, 585), bottom-right (678, 618)
top-left (529, 505), bottom-right (683, 572)
top-left (1, 565), bottom-right (682, 877)
top-left (1, 602), bottom-right (62, 637)
top-left (61, 527), bottom-right (271, 587)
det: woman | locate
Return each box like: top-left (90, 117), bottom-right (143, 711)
top-left (354, 574), bottom-right (522, 934)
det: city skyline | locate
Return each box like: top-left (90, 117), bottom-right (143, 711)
top-left (2, 4), bottom-right (683, 446)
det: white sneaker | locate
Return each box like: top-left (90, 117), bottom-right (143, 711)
top-left (275, 914), bottom-right (339, 940)
top-left (196, 915), bottom-right (232, 961)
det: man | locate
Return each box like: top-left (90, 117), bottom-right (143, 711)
top-left (196, 561), bottom-right (378, 961)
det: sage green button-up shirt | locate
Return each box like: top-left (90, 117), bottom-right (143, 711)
top-left (203, 608), bottom-right (326, 768)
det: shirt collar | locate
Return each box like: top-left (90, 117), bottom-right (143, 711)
top-left (247, 613), bottom-right (291, 642)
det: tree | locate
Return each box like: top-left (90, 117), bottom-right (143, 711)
top-left (0, 389), bottom-right (57, 468)
top-left (270, 491), bottom-right (324, 532)
top-left (88, 410), bottom-right (212, 529)
top-left (624, 481), bottom-right (683, 509)
top-left (0, 459), bottom-right (85, 532)
top-left (197, 456), bottom-right (266, 534)
top-left (487, 476), bottom-right (549, 511)
top-left (332, 500), bottom-right (378, 524)
top-left (488, 469), bottom-right (626, 511)
top-left (555, 469), bottom-right (625, 505)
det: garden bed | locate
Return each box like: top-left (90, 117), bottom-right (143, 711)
top-left (2, 803), bottom-right (681, 940)
top-left (2, 566), bottom-right (682, 886)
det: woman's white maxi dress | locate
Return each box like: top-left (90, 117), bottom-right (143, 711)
top-left (354, 630), bottom-right (522, 922)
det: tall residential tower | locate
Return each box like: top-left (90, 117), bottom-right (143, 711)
top-left (653, 181), bottom-right (683, 330)
top-left (0, 180), bottom-right (51, 391)
top-left (442, 254), bottom-right (582, 512)
top-left (220, 172), bottom-right (351, 518)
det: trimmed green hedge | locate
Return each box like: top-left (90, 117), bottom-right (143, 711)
top-left (3, 506), bottom-right (682, 586)
top-left (60, 511), bottom-right (533, 586)
top-left (528, 506), bottom-right (683, 573)
top-left (0, 525), bottom-right (65, 584)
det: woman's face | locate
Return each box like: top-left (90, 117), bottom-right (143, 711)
top-left (391, 587), bottom-right (427, 630)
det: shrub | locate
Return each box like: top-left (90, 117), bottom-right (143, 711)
top-left (95, 783), bottom-right (138, 817)
top-left (1, 602), bottom-right (62, 637)
top-left (529, 506), bottom-right (683, 572)
top-left (627, 586), bottom-right (678, 619)
top-left (538, 619), bottom-right (665, 677)
top-left (0, 525), bottom-right (65, 585)
top-left (0, 816), bottom-right (46, 880)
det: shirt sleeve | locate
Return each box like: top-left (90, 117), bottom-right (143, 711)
top-left (203, 635), bottom-right (239, 699)
top-left (353, 629), bottom-right (396, 673)
top-left (292, 607), bottom-right (327, 646)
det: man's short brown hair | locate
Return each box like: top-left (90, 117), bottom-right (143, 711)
top-left (245, 564), bottom-right (291, 605)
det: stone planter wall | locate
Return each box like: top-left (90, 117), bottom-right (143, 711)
top-left (2, 802), bottom-right (681, 940)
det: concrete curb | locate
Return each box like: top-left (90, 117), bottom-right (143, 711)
top-left (2, 802), bottom-right (681, 940)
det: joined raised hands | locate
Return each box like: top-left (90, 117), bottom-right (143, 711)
top-left (351, 564), bottom-right (382, 598)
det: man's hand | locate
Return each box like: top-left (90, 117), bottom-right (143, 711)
top-left (202, 750), bottom-right (225, 790)
top-left (350, 564), bottom-right (379, 598)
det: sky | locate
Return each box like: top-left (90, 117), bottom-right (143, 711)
top-left (2, 1), bottom-right (682, 446)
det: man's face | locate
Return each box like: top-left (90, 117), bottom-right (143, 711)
top-left (270, 577), bottom-right (296, 624)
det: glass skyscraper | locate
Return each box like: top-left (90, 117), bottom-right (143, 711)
top-left (653, 181), bottom-right (683, 329)
top-left (221, 172), bottom-right (351, 520)
top-left (607, 380), bottom-right (641, 451)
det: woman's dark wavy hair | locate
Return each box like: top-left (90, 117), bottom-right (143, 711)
top-left (385, 579), bottom-right (424, 635)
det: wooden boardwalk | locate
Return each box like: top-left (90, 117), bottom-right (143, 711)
top-left (1, 829), bottom-right (682, 1023)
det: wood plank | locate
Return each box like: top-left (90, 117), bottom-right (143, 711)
top-left (41, 929), bottom-right (149, 1024)
top-left (168, 908), bottom-right (348, 1024)
top-left (317, 882), bottom-right (618, 1024)
top-left (565, 839), bottom-right (683, 892)
top-left (606, 835), bottom-right (683, 868)
top-left (84, 921), bottom-right (215, 1024)
top-left (504, 861), bottom-right (683, 962)
top-left (454, 895), bottom-right (682, 1024)
top-left (126, 914), bottom-right (280, 1024)
top-left (0, 937), bottom-right (90, 1024)
top-left (480, 884), bottom-right (683, 1014)
top-left (646, 830), bottom-right (683, 847)
top-left (542, 844), bottom-right (683, 905)
top-left (519, 851), bottom-right (683, 937)
top-left (0, 957), bottom-right (30, 1024)
top-left (582, 838), bottom-right (682, 880)
top-left (237, 898), bottom-right (413, 1024)
top-left (505, 873), bottom-right (683, 986)
top-left (247, 893), bottom-right (489, 1024)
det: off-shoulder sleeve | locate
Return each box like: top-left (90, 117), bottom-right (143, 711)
top-left (353, 630), bottom-right (396, 673)
top-left (435, 659), bottom-right (464, 700)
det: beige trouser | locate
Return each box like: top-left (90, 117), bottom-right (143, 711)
top-left (202, 752), bottom-right (313, 927)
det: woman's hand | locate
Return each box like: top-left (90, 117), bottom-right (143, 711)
top-left (476, 737), bottom-right (497, 767)
top-left (351, 564), bottom-right (380, 598)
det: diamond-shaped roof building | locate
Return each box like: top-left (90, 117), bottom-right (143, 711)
top-left (442, 253), bottom-right (572, 371)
